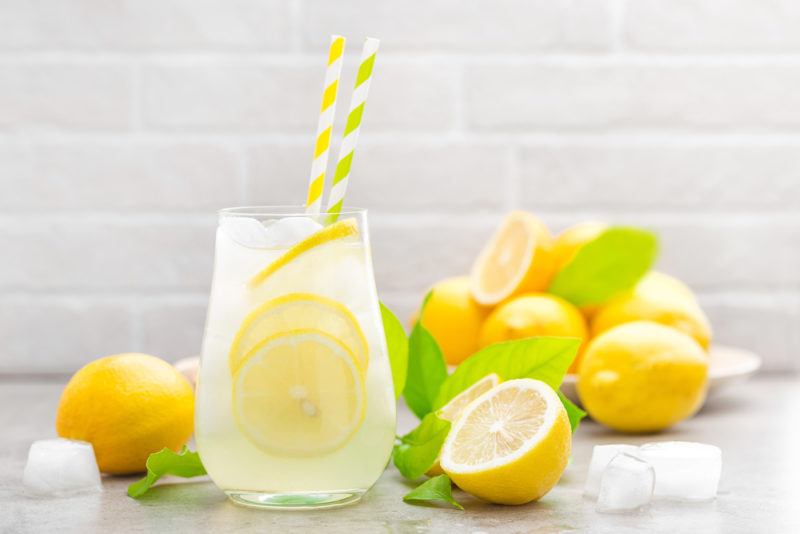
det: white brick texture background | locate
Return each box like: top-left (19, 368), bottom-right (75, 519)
top-left (0, 0), bottom-right (798, 373)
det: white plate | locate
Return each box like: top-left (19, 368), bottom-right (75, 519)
top-left (560, 344), bottom-right (762, 406)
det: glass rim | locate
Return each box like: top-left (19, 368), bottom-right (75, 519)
top-left (219, 205), bottom-right (367, 217)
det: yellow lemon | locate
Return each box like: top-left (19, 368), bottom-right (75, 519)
top-left (426, 373), bottom-right (500, 477)
top-left (233, 329), bottom-right (365, 456)
top-left (470, 211), bottom-right (555, 306)
top-left (250, 218), bottom-right (359, 287)
top-left (417, 276), bottom-right (490, 365)
top-left (441, 378), bottom-right (571, 505)
top-left (552, 221), bottom-right (608, 273)
top-left (591, 271), bottom-right (712, 349)
top-left (479, 293), bottom-right (587, 373)
top-left (578, 321), bottom-right (708, 433)
top-left (56, 353), bottom-right (194, 474)
top-left (228, 292), bottom-right (368, 374)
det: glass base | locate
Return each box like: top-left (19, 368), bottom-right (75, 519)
top-left (226, 490), bottom-right (365, 510)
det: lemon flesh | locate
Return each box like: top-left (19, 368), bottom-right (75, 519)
top-left (233, 330), bottom-right (365, 457)
top-left (249, 218), bottom-right (359, 287)
top-left (426, 373), bottom-right (500, 477)
top-left (228, 292), bottom-right (368, 374)
top-left (441, 378), bottom-right (571, 505)
top-left (470, 211), bottom-right (554, 306)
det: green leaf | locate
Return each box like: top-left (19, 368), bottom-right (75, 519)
top-left (558, 389), bottom-right (586, 432)
top-left (127, 446), bottom-right (207, 499)
top-left (433, 337), bottom-right (580, 411)
top-left (380, 301), bottom-right (408, 399)
top-left (393, 413), bottom-right (451, 480)
top-left (549, 226), bottom-right (658, 307)
top-left (403, 293), bottom-right (447, 419)
top-left (403, 474), bottom-right (464, 510)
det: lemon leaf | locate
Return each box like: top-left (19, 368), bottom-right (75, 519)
top-left (558, 389), bottom-right (586, 432)
top-left (127, 446), bottom-right (206, 499)
top-left (433, 337), bottom-right (580, 411)
top-left (380, 302), bottom-right (408, 400)
top-left (549, 227), bottom-right (658, 307)
top-left (403, 474), bottom-right (464, 510)
top-left (403, 292), bottom-right (447, 419)
top-left (393, 413), bottom-right (450, 480)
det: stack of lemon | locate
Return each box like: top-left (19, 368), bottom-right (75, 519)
top-left (417, 211), bottom-right (711, 433)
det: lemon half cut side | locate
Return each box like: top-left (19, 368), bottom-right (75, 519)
top-left (233, 329), bottom-right (366, 457)
top-left (441, 378), bottom-right (571, 505)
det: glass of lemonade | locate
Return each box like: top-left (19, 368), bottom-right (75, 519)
top-left (195, 206), bottom-right (396, 509)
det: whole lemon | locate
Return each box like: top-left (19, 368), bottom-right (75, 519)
top-left (417, 276), bottom-right (490, 365)
top-left (479, 293), bottom-right (587, 372)
top-left (56, 353), bottom-right (195, 474)
top-left (578, 321), bottom-right (708, 433)
top-left (591, 271), bottom-right (712, 349)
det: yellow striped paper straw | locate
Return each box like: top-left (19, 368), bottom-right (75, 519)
top-left (305, 35), bottom-right (346, 215)
top-left (325, 37), bottom-right (380, 221)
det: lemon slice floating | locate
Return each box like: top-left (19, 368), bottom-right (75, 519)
top-left (233, 329), bottom-right (366, 457)
top-left (470, 211), bottom-right (554, 306)
top-left (249, 218), bottom-right (359, 287)
top-left (228, 293), bottom-right (368, 375)
top-left (441, 378), bottom-right (571, 505)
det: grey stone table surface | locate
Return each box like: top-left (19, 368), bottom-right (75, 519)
top-left (2, 374), bottom-right (799, 534)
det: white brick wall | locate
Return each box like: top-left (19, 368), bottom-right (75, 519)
top-left (1, 0), bottom-right (798, 373)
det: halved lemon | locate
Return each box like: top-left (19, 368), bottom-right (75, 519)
top-left (440, 378), bottom-right (571, 505)
top-left (470, 211), bottom-right (554, 306)
top-left (228, 293), bottom-right (368, 374)
top-left (233, 329), bottom-right (366, 457)
top-left (436, 373), bottom-right (500, 423)
top-left (249, 218), bottom-right (359, 287)
top-left (426, 373), bottom-right (501, 476)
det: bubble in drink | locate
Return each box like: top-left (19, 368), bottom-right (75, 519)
top-left (23, 439), bottom-right (102, 497)
top-left (596, 452), bottom-right (655, 514)
top-left (638, 441), bottom-right (722, 501)
top-left (584, 444), bottom-right (640, 498)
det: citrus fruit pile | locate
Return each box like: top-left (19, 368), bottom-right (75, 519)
top-left (417, 211), bottom-right (712, 433)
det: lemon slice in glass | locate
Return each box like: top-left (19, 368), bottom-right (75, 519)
top-left (233, 329), bottom-right (366, 457)
top-left (229, 293), bottom-right (368, 375)
top-left (440, 378), bottom-right (571, 505)
top-left (249, 218), bottom-right (359, 287)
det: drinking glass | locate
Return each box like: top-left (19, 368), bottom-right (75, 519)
top-left (195, 207), bottom-right (396, 509)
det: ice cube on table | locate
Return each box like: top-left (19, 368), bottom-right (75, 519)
top-left (221, 216), bottom-right (270, 248)
top-left (263, 217), bottom-right (323, 248)
top-left (596, 452), bottom-right (655, 514)
top-left (23, 439), bottom-right (102, 497)
top-left (638, 441), bottom-right (722, 501)
top-left (584, 444), bottom-right (641, 497)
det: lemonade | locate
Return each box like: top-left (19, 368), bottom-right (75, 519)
top-left (195, 207), bottom-right (396, 508)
